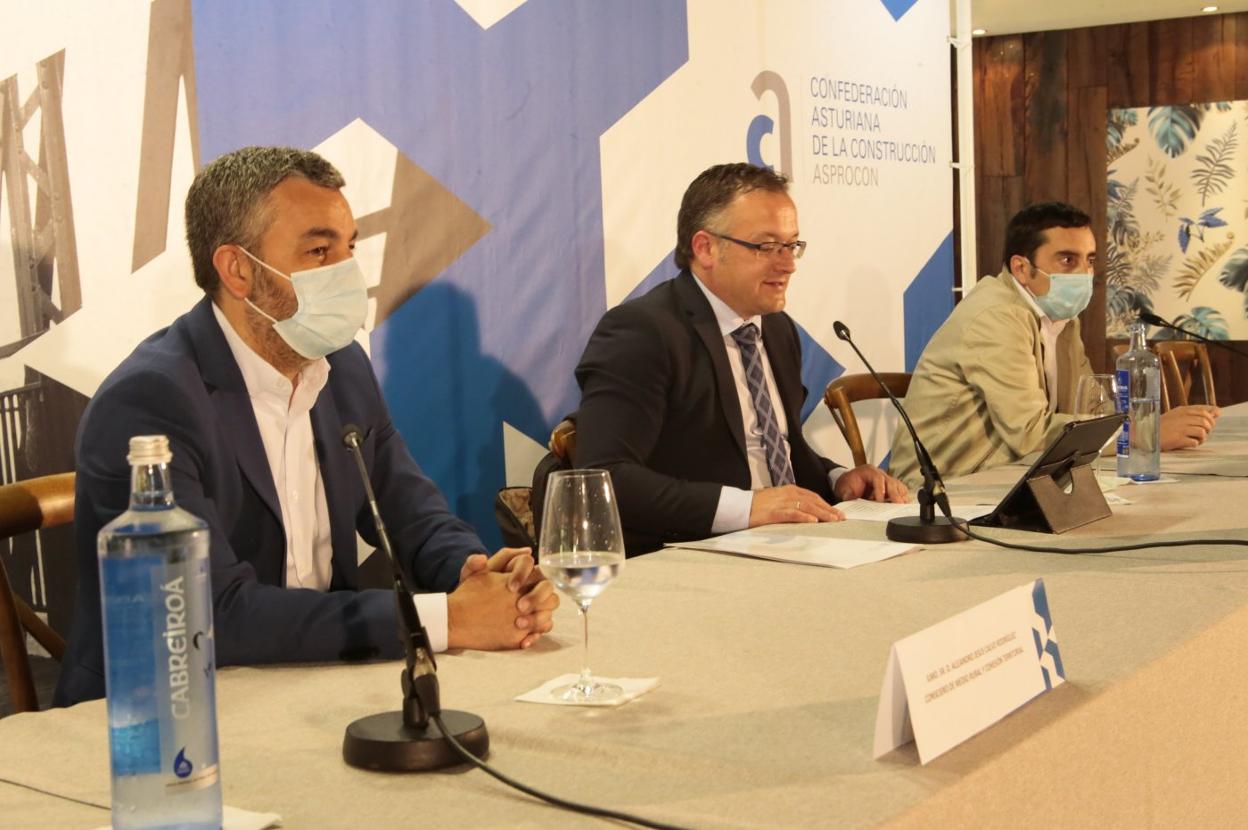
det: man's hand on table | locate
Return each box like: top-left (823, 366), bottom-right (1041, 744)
top-left (447, 547), bottom-right (558, 650)
top-left (833, 464), bottom-right (910, 504)
top-left (749, 484), bottom-right (843, 527)
top-left (1160, 404), bottom-right (1220, 451)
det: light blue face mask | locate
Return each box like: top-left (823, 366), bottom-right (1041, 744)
top-left (1031, 268), bottom-right (1093, 321)
top-left (239, 248), bottom-right (369, 359)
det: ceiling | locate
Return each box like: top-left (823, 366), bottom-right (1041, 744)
top-left (957, 0), bottom-right (1248, 36)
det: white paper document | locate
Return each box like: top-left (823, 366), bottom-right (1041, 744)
top-left (668, 528), bottom-right (918, 569)
top-left (873, 579), bottom-right (1065, 764)
top-left (837, 499), bottom-right (996, 522)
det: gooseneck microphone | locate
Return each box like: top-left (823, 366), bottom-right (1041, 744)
top-left (1137, 311), bottom-right (1248, 360)
top-left (339, 426), bottom-right (690, 829)
top-left (832, 321), bottom-right (963, 544)
top-left (339, 423), bottom-right (489, 772)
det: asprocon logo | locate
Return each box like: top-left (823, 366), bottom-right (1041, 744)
top-left (746, 71), bottom-right (791, 177)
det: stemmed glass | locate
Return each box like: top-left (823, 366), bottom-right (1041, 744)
top-left (538, 469), bottom-right (626, 703)
top-left (1075, 373), bottom-right (1119, 485)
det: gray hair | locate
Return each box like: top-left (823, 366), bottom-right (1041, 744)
top-left (184, 146), bottom-right (345, 294)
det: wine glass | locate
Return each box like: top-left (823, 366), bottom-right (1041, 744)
top-left (1075, 373), bottom-right (1118, 485)
top-left (538, 469), bottom-right (626, 703)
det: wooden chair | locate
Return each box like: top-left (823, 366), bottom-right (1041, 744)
top-left (822, 373), bottom-right (910, 467)
top-left (549, 417), bottom-right (576, 465)
top-left (0, 472), bottom-right (73, 713)
top-left (1155, 341), bottom-right (1216, 408)
top-left (493, 418), bottom-right (577, 552)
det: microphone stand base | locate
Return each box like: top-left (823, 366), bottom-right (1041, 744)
top-left (343, 709), bottom-right (489, 772)
top-left (886, 515), bottom-right (965, 545)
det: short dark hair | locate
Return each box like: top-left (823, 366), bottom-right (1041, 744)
top-left (675, 163), bottom-right (790, 269)
top-left (1001, 202), bottom-right (1092, 270)
top-left (184, 146), bottom-right (345, 295)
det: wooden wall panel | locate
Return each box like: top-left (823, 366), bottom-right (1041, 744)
top-left (973, 12), bottom-right (1248, 404)
top-left (1107, 22), bottom-right (1151, 106)
top-left (1193, 15), bottom-right (1234, 100)
top-left (1068, 85), bottom-right (1109, 372)
top-left (1068, 26), bottom-right (1107, 89)
top-left (1150, 18), bottom-right (1195, 104)
top-left (1235, 15), bottom-right (1248, 99)
top-left (976, 36), bottom-right (1024, 176)
top-left (1022, 31), bottom-right (1069, 202)
top-left (974, 34), bottom-right (1024, 280)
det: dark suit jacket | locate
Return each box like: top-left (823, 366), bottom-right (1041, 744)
top-left (55, 297), bottom-right (483, 705)
top-left (575, 270), bottom-right (839, 555)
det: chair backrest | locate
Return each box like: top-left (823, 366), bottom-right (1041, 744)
top-left (822, 373), bottom-right (911, 468)
top-left (493, 418), bottom-right (579, 556)
top-left (531, 418), bottom-right (577, 550)
top-left (493, 486), bottom-right (536, 550)
top-left (1155, 341), bottom-right (1216, 408)
top-left (549, 418), bottom-right (576, 465)
top-left (0, 472), bottom-right (73, 714)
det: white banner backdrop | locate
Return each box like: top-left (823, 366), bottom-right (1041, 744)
top-left (0, 0), bottom-right (953, 552)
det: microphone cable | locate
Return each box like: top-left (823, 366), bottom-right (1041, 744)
top-left (433, 714), bottom-right (692, 830)
top-left (937, 505), bottom-right (1248, 555)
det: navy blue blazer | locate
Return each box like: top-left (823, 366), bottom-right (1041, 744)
top-left (55, 297), bottom-right (484, 705)
top-left (575, 271), bottom-right (839, 555)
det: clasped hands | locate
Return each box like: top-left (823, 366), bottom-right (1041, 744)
top-left (447, 547), bottom-right (559, 651)
top-left (748, 464), bottom-right (909, 527)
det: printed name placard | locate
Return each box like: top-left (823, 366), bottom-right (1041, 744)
top-left (873, 579), bottom-right (1065, 764)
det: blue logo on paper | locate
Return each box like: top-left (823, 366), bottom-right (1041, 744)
top-left (173, 748), bottom-right (193, 779)
top-left (1030, 579), bottom-right (1066, 690)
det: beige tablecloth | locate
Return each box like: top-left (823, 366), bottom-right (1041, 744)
top-left (2, 408), bottom-right (1246, 828)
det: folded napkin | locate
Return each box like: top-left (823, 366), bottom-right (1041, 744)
top-left (95, 804), bottom-right (281, 830)
top-left (516, 674), bottom-right (659, 707)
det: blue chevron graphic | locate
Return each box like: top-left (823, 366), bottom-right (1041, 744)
top-left (903, 232), bottom-right (955, 371)
top-left (192, 0), bottom-right (688, 545)
top-left (797, 323), bottom-right (844, 423)
top-left (879, 0), bottom-right (920, 21)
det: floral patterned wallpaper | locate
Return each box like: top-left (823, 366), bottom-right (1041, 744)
top-left (1106, 101), bottom-right (1248, 340)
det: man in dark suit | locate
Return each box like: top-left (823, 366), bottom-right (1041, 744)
top-left (575, 163), bottom-right (907, 555)
top-left (56, 146), bottom-right (556, 705)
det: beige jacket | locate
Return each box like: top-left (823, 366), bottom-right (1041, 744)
top-left (888, 270), bottom-right (1093, 487)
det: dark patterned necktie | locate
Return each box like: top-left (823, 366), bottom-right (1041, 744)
top-left (730, 322), bottom-right (795, 487)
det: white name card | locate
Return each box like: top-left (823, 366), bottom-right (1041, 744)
top-left (873, 579), bottom-right (1065, 764)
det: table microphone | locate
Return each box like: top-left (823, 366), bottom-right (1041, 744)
top-left (339, 423), bottom-right (489, 772)
top-left (832, 321), bottom-right (963, 544)
top-left (1137, 311), bottom-right (1248, 360)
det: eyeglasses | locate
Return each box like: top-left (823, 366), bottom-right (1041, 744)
top-left (709, 233), bottom-right (807, 260)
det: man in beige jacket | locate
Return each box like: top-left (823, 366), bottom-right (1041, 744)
top-left (889, 202), bottom-right (1218, 487)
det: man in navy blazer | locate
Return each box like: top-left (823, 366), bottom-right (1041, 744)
top-left (575, 163), bottom-right (908, 555)
top-left (55, 147), bottom-right (556, 705)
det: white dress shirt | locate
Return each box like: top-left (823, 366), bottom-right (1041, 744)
top-left (690, 276), bottom-right (844, 533)
top-left (1010, 276), bottom-right (1067, 413)
top-left (212, 304), bottom-right (449, 651)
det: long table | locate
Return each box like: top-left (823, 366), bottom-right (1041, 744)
top-left (3, 407), bottom-right (1247, 828)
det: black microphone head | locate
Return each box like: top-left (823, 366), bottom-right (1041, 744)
top-left (833, 321), bottom-right (851, 342)
top-left (341, 423), bottom-right (363, 447)
top-left (1137, 310), bottom-right (1166, 327)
